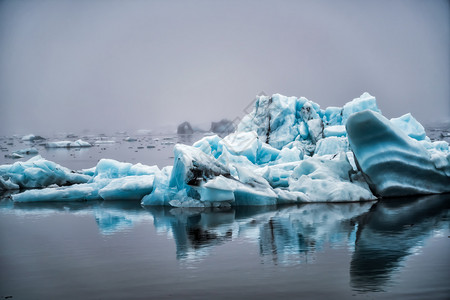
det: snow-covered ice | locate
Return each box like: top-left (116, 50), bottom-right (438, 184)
top-left (2, 92), bottom-right (449, 205)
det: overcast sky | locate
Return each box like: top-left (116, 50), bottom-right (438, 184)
top-left (0, 0), bottom-right (448, 135)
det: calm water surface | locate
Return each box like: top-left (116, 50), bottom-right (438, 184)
top-left (0, 195), bottom-right (448, 299)
top-left (0, 130), bottom-right (449, 299)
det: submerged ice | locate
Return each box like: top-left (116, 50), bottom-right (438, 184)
top-left (1, 92), bottom-right (449, 205)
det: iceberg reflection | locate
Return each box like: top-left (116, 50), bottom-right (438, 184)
top-left (1, 192), bottom-right (448, 293)
top-left (145, 203), bottom-right (375, 263)
top-left (350, 194), bottom-right (450, 292)
top-left (0, 199), bottom-right (153, 235)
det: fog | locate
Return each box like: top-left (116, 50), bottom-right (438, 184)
top-left (0, 0), bottom-right (448, 135)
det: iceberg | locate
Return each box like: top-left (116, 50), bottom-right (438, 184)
top-left (10, 158), bottom-right (160, 202)
top-left (14, 147), bottom-right (39, 155)
top-left (2, 92), bottom-right (449, 205)
top-left (21, 134), bottom-right (45, 142)
top-left (45, 139), bottom-right (91, 148)
top-left (0, 155), bottom-right (90, 190)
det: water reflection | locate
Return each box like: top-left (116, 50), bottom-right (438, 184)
top-left (350, 194), bottom-right (449, 292)
top-left (0, 199), bottom-right (152, 235)
top-left (1, 193), bottom-right (448, 292)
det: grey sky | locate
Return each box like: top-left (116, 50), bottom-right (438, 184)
top-left (0, 0), bottom-right (449, 135)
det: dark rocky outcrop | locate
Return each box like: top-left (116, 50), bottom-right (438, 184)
top-left (177, 121), bottom-right (194, 134)
top-left (210, 119), bottom-right (235, 135)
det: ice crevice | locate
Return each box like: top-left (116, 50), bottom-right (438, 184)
top-left (1, 92), bottom-right (449, 205)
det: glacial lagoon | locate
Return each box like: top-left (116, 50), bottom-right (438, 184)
top-left (0, 123), bottom-right (449, 299)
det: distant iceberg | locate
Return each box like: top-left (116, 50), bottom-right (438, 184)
top-left (1, 92), bottom-right (449, 205)
top-left (45, 139), bottom-right (92, 148)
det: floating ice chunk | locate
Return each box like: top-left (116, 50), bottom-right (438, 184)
top-left (346, 110), bottom-right (450, 197)
top-left (288, 154), bottom-right (375, 201)
top-left (342, 92), bottom-right (381, 125)
top-left (98, 175), bottom-right (155, 201)
top-left (14, 147), bottom-right (39, 155)
top-left (314, 137), bottom-right (348, 157)
top-left (7, 158), bottom-right (160, 201)
top-left (4, 153), bottom-right (23, 159)
top-left (124, 137), bottom-right (137, 142)
top-left (94, 140), bottom-right (116, 145)
top-left (323, 125), bottom-right (346, 137)
top-left (390, 113), bottom-right (426, 141)
top-left (21, 134), bottom-right (44, 142)
top-left (45, 139), bottom-right (91, 148)
top-left (0, 155), bottom-right (91, 190)
top-left (22, 134), bottom-right (35, 141)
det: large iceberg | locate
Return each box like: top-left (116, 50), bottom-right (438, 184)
top-left (2, 92), bottom-right (449, 205)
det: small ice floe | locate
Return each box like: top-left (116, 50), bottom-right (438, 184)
top-left (45, 139), bottom-right (92, 148)
top-left (4, 153), bottom-right (23, 159)
top-left (14, 147), bottom-right (39, 155)
top-left (94, 140), bottom-right (116, 145)
top-left (124, 137), bottom-right (137, 142)
top-left (21, 134), bottom-right (45, 142)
